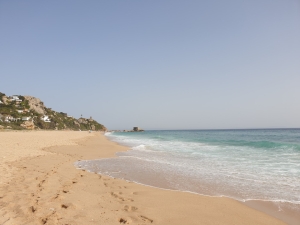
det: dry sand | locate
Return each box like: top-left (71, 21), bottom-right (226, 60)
top-left (0, 131), bottom-right (286, 225)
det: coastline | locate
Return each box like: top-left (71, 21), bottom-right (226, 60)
top-left (0, 131), bottom-right (287, 224)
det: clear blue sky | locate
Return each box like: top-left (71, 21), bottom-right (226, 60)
top-left (1, 0), bottom-right (299, 130)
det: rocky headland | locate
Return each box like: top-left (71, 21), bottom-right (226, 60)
top-left (0, 92), bottom-right (106, 131)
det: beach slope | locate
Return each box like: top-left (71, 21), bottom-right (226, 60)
top-left (0, 131), bottom-right (285, 225)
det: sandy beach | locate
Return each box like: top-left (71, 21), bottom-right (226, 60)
top-left (0, 131), bottom-right (287, 225)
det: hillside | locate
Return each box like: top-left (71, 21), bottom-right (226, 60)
top-left (0, 92), bottom-right (106, 131)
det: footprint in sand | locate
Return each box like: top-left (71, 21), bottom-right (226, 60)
top-left (38, 179), bottom-right (46, 187)
top-left (61, 203), bottom-right (75, 209)
top-left (123, 205), bottom-right (138, 212)
top-left (140, 215), bottom-right (153, 223)
top-left (111, 192), bottom-right (134, 202)
top-left (29, 206), bottom-right (36, 213)
top-left (119, 217), bottom-right (132, 224)
top-left (111, 192), bottom-right (125, 201)
top-left (51, 193), bottom-right (63, 201)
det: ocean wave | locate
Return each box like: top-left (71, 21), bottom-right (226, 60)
top-left (222, 140), bottom-right (300, 150)
top-left (101, 129), bottom-right (300, 211)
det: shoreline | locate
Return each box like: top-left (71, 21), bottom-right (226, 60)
top-left (0, 131), bottom-right (288, 224)
top-left (95, 133), bottom-right (300, 225)
top-left (85, 135), bottom-right (300, 225)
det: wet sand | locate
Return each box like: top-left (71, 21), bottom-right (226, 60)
top-left (244, 200), bottom-right (300, 225)
top-left (0, 131), bottom-right (287, 224)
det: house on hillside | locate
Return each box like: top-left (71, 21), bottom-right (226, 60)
top-left (0, 100), bottom-right (3, 104)
top-left (4, 115), bottom-right (14, 122)
top-left (10, 95), bottom-right (19, 101)
top-left (17, 110), bottom-right (24, 114)
top-left (8, 95), bottom-right (22, 103)
top-left (41, 115), bottom-right (51, 122)
top-left (22, 117), bottom-right (31, 121)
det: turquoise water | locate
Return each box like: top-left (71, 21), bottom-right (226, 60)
top-left (75, 129), bottom-right (300, 210)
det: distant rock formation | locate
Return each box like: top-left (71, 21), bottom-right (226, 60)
top-left (73, 120), bottom-right (80, 127)
top-left (21, 120), bottom-right (35, 130)
top-left (132, 127), bottom-right (144, 132)
top-left (2, 96), bottom-right (8, 104)
top-left (118, 127), bottom-right (145, 132)
top-left (24, 96), bottom-right (46, 115)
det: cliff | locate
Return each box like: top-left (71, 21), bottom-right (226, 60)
top-left (0, 92), bottom-right (106, 131)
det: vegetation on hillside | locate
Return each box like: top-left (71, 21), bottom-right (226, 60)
top-left (0, 92), bottom-right (106, 131)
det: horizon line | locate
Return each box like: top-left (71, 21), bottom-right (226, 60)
top-left (110, 127), bottom-right (300, 131)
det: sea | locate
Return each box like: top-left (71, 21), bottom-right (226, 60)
top-left (75, 129), bottom-right (300, 222)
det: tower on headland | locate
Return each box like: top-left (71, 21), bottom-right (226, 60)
top-left (132, 127), bottom-right (144, 132)
top-left (133, 127), bottom-right (140, 131)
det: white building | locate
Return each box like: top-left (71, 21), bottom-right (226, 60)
top-left (22, 117), bottom-right (31, 121)
top-left (0, 100), bottom-right (3, 104)
top-left (10, 95), bottom-right (19, 101)
top-left (41, 115), bottom-right (51, 122)
top-left (17, 110), bottom-right (24, 113)
top-left (4, 115), bottom-right (14, 122)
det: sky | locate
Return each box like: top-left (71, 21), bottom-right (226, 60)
top-left (0, 0), bottom-right (299, 130)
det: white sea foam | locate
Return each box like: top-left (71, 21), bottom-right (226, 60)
top-left (91, 130), bottom-right (300, 211)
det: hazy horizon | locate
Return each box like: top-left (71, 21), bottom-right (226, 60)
top-left (1, 1), bottom-right (299, 130)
